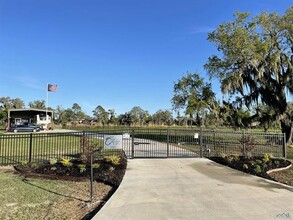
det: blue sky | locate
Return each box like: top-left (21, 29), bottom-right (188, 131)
top-left (0, 0), bottom-right (291, 116)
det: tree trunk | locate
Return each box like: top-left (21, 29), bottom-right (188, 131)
top-left (280, 120), bottom-right (293, 145)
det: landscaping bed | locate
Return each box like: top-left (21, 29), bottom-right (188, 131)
top-left (10, 151), bottom-right (127, 219)
top-left (209, 154), bottom-right (292, 186)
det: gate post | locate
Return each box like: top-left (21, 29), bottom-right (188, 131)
top-left (282, 133), bottom-right (286, 158)
top-left (200, 128), bottom-right (203, 158)
top-left (29, 133), bottom-right (33, 163)
top-left (242, 130), bottom-right (245, 157)
top-left (131, 129), bottom-right (134, 158)
top-left (167, 129), bottom-right (170, 158)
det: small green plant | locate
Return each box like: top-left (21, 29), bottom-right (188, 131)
top-left (49, 158), bottom-right (58, 165)
top-left (104, 155), bottom-right (121, 166)
top-left (226, 156), bottom-right (233, 164)
top-left (92, 163), bottom-right (100, 169)
top-left (60, 158), bottom-right (73, 167)
top-left (253, 165), bottom-right (262, 174)
top-left (274, 160), bottom-right (280, 166)
top-left (20, 160), bottom-right (28, 165)
top-left (255, 159), bottom-right (263, 165)
top-left (243, 164), bottom-right (249, 170)
top-left (77, 164), bottom-right (86, 173)
top-left (263, 153), bottom-right (270, 163)
top-left (30, 162), bottom-right (38, 169)
top-left (220, 152), bottom-right (227, 158)
top-left (231, 153), bottom-right (239, 161)
top-left (51, 167), bottom-right (57, 171)
top-left (225, 154), bottom-right (239, 164)
top-left (108, 166), bottom-right (115, 172)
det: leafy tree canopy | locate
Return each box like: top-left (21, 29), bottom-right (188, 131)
top-left (129, 106), bottom-right (149, 126)
top-left (205, 8), bottom-right (293, 143)
top-left (152, 109), bottom-right (173, 126)
top-left (172, 72), bottom-right (216, 126)
top-left (28, 100), bottom-right (46, 109)
top-left (93, 105), bottom-right (109, 125)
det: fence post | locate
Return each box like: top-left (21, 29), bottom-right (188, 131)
top-left (90, 153), bottom-right (93, 202)
top-left (282, 133), bottom-right (286, 158)
top-left (167, 129), bottom-right (170, 158)
top-left (242, 130), bottom-right (245, 157)
top-left (131, 129), bottom-right (134, 158)
top-left (29, 133), bottom-right (33, 163)
top-left (213, 131), bottom-right (216, 150)
top-left (200, 128), bottom-right (203, 158)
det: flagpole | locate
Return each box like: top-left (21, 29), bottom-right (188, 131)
top-left (46, 83), bottom-right (48, 120)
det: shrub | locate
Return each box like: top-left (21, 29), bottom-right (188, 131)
top-left (49, 158), bottom-right (58, 165)
top-left (253, 165), bottom-right (262, 174)
top-left (243, 164), bottom-right (249, 170)
top-left (108, 166), bottom-right (115, 172)
top-left (231, 153), bottom-right (239, 161)
top-left (20, 160), bottom-right (28, 165)
top-left (274, 160), bottom-right (280, 166)
top-left (80, 136), bottom-right (102, 165)
top-left (263, 153), bottom-right (270, 163)
top-left (225, 154), bottom-right (239, 164)
top-left (92, 163), bottom-right (100, 169)
top-left (60, 158), bottom-right (73, 167)
top-left (220, 152), bottom-right (227, 159)
top-left (104, 155), bottom-right (121, 166)
top-left (239, 135), bottom-right (257, 159)
top-left (255, 159), bottom-right (263, 165)
top-left (30, 162), bottom-right (38, 169)
top-left (77, 164), bottom-right (86, 173)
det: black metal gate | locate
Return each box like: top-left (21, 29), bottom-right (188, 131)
top-left (122, 129), bottom-right (286, 159)
top-left (122, 129), bottom-right (202, 158)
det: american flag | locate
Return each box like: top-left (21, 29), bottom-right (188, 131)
top-left (48, 84), bottom-right (58, 92)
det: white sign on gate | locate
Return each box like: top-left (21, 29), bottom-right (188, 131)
top-left (104, 135), bottom-right (123, 149)
top-left (194, 133), bottom-right (199, 139)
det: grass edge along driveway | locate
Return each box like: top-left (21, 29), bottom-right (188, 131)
top-left (0, 167), bottom-right (112, 220)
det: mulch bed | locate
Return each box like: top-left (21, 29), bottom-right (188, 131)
top-left (209, 155), bottom-right (291, 181)
top-left (13, 151), bottom-right (127, 219)
top-left (14, 151), bottom-right (127, 187)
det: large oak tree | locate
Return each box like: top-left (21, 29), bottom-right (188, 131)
top-left (205, 8), bottom-right (293, 144)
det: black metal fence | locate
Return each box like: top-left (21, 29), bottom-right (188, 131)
top-left (130, 129), bottom-right (286, 158)
top-left (0, 129), bottom-right (286, 165)
top-left (0, 131), bottom-right (105, 165)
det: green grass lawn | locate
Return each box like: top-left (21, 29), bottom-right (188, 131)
top-left (0, 168), bottom-right (111, 219)
top-left (0, 170), bottom-right (66, 219)
top-left (287, 146), bottom-right (293, 160)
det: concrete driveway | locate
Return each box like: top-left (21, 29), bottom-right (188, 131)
top-left (122, 138), bottom-right (198, 158)
top-left (93, 158), bottom-right (293, 220)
